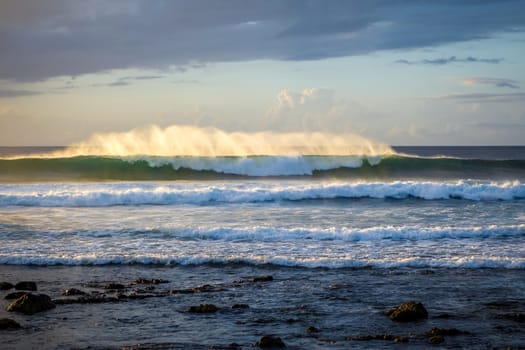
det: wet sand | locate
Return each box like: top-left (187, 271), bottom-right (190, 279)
top-left (1, 264), bottom-right (524, 349)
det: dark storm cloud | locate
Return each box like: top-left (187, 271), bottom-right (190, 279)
top-left (1, 0), bottom-right (524, 81)
top-left (396, 56), bottom-right (504, 65)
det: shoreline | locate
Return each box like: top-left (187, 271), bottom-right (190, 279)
top-left (1, 264), bottom-right (524, 349)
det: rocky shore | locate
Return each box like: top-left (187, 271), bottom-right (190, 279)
top-left (1, 265), bottom-right (524, 349)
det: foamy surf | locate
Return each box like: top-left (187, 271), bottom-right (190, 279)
top-left (0, 254), bottom-right (523, 269)
top-left (0, 180), bottom-right (523, 207)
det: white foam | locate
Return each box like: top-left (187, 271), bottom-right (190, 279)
top-left (0, 180), bottom-right (523, 207)
top-left (109, 224), bottom-right (524, 242)
top-left (0, 254), bottom-right (523, 269)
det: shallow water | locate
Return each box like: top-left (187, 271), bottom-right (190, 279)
top-left (1, 265), bottom-right (524, 349)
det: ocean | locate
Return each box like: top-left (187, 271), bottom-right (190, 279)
top-left (1, 146), bottom-right (524, 349)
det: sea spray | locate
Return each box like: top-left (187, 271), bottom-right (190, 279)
top-left (48, 124), bottom-right (395, 157)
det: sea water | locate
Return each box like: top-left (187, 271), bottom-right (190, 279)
top-left (0, 146), bottom-right (524, 269)
top-left (0, 146), bottom-right (524, 349)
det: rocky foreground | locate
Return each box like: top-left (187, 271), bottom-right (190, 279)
top-left (1, 266), bottom-right (524, 349)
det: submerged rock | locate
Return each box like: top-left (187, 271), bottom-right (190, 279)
top-left (384, 301), bottom-right (428, 322)
top-left (253, 276), bottom-right (273, 282)
top-left (428, 335), bottom-right (445, 344)
top-left (104, 283), bottom-right (126, 290)
top-left (187, 304), bottom-right (218, 313)
top-left (62, 288), bottom-right (86, 296)
top-left (0, 318), bottom-right (21, 330)
top-left (347, 334), bottom-right (409, 343)
top-left (306, 326), bottom-right (320, 334)
top-left (6, 293), bottom-right (55, 315)
top-left (134, 278), bottom-right (169, 285)
top-left (54, 294), bottom-right (120, 304)
top-left (0, 282), bottom-right (14, 290)
top-left (193, 284), bottom-right (217, 292)
top-left (256, 335), bottom-right (286, 348)
top-left (5, 292), bottom-right (27, 300)
top-left (499, 313), bottom-right (525, 322)
top-left (425, 327), bottom-right (467, 337)
top-left (169, 283), bottom-right (225, 294)
top-left (14, 281), bottom-right (37, 291)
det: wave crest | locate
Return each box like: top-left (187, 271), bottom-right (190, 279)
top-left (1, 180), bottom-right (523, 206)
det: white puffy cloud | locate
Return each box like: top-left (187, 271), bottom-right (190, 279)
top-left (266, 88), bottom-right (363, 132)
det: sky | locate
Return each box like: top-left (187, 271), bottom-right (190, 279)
top-left (0, 0), bottom-right (524, 146)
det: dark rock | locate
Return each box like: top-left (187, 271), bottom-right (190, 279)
top-left (54, 294), bottom-right (119, 304)
top-left (348, 335), bottom-right (374, 341)
top-left (0, 318), bottom-right (21, 330)
top-left (486, 300), bottom-right (521, 309)
top-left (134, 278), bottom-right (169, 285)
top-left (253, 276), bottom-right (273, 282)
top-left (5, 292), bottom-right (27, 300)
top-left (14, 281), bottom-right (37, 291)
top-left (306, 326), bottom-right (320, 334)
top-left (425, 327), bottom-right (466, 337)
top-left (169, 284), bottom-right (225, 294)
top-left (384, 301), bottom-right (428, 322)
top-left (232, 304), bottom-right (249, 309)
top-left (428, 335), bottom-right (445, 344)
top-left (104, 283), bottom-right (125, 290)
top-left (347, 334), bottom-right (408, 343)
top-left (169, 288), bottom-right (194, 295)
top-left (187, 304), bottom-right (218, 313)
top-left (256, 335), bottom-right (285, 348)
top-left (499, 313), bottom-right (525, 322)
top-left (193, 284), bottom-right (216, 292)
top-left (6, 293), bottom-right (55, 315)
top-left (62, 288), bottom-right (86, 296)
top-left (0, 282), bottom-right (14, 290)
top-left (393, 336), bottom-right (409, 343)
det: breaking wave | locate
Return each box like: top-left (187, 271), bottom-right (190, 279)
top-left (0, 180), bottom-right (523, 206)
top-left (0, 155), bottom-right (524, 181)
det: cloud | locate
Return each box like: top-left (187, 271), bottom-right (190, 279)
top-left (1, 0), bottom-right (524, 81)
top-left (172, 80), bottom-right (200, 85)
top-left (266, 88), bottom-right (363, 132)
top-left (470, 122), bottom-right (525, 130)
top-left (438, 92), bottom-right (525, 103)
top-left (0, 89), bottom-right (41, 98)
top-left (395, 56), bottom-right (503, 65)
top-left (461, 77), bottom-right (520, 89)
top-left (93, 75), bottom-right (165, 87)
top-left (122, 75), bottom-right (164, 81)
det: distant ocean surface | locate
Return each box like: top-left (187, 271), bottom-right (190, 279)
top-left (0, 146), bottom-right (524, 269)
